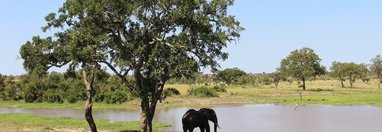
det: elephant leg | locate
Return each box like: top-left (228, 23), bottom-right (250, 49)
top-left (189, 127), bottom-right (194, 132)
top-left (205, 122), bottom-right (210, 132)
top-left (183, 126), bottom-right (187, 132)
top-left (199, 127), bottom-right (205, 132)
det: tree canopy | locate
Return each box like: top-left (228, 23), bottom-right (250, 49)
top-left (279, 47), bottom-right (324, 90)
top-left (330, 61), bottom-right (346, 87)
top-left (370, 55), bottom-right (382, 88)
top-left (20, 0), bottom-right (243, 131)
top-left (330, 61), bottom-right (368, 88)
top-left (215, 67), bottom-right (246, 85)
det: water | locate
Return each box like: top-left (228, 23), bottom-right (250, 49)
top-left (1, 105), bottom-right (382, 132)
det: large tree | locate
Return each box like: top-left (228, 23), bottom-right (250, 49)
top-left (215, 67), bottom-right (246, 85)
top-left (279, 48), bottom-right (324, 90)
top-left (22, 0), bottom-right (243, 131)
top-left (336, 62), bottom-right (367, 88)
top-left (370, 55), bottom-right (382, 88)
top-left (330, 61), bottom-right (346, 88)
top-left (20, 34), bottom-right (105, 131)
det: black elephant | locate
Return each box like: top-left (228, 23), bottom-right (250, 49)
top-left (182, 108), bottom-right (219, 132)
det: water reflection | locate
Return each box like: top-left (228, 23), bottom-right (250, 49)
top-left (1, 105), bottom-right (382, 132)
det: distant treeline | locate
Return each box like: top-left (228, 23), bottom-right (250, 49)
top-left (0, 70), bottom-right (132, 104)
top-left (1, 56), bottom-right (381, 104)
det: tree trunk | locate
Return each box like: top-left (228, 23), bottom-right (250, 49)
top-left (340, 79), bottom-right (344, 88)
top-left (83, 70), bottom-right (97, 132)
top-left (379, 78), bottom-right (381, 88)
top-left (349, 74), bottom-right (353, 88)
top-left (139, 83), bottom-right (164, 132)
top-left (275, 81), bottom-right (280, 89)
top-left (302, 77), bottom-right (306, 90)
top-left (140, 98), bottom-right (154, 132)
top-left (275, 81), bottom-right (279, 89)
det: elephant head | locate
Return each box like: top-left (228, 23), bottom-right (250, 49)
top-left (199, 108), bottom-right (219, 132)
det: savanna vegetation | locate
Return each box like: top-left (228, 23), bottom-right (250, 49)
top-left (2, 50), bottom-right (382, 106)
top-left (0, 0), bottom-right (381, 131)
top-left (2, 49), bottom-right (382, 131)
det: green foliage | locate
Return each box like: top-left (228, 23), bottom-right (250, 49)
top-left (0, 113), bottom-right (170, 131)
top-left (1, 76), bottom-right (23, 101)
top-left (23, 81), bottom-right (43, 103)
top-left (163, 88), bottom-right (181, 96)
top-left (236, 74), bottom-right (257, 86)
top-left (215, 67), bottom-right (247, 85)
top-left (279, 47), bottom-right (324, 90)
top-left (188, 86), bottom-right (218, 98)
top-left (21, 0), bottom-right (242, 129)
top-left (331, 61), bottom-right (368, 88)
top-left (161, 87), bottom-right (181, 100)
top-left (0, 71), bottom-right (137, 104)
top-left (42, 89), bottom-right (64, 103)
top-left (65, 78), bottom-right (86, 103)
top-left (257, 73), bottom-right (272, 85)
top-left (270, 71), bottom-right (285, 88)
top-left (370, 55), bottom-right (382, 87)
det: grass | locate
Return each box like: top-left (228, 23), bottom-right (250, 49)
top-left (1, 79), bottom-right (382, 109)
top-left (0, 101), bottom-right (140, 110)
top-left (160, 79), bottom-right (382, 107)
top-left (0, 113), bottom-right (170, 132)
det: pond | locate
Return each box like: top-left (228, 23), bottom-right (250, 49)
top-left (1, 104), bottom-right (382, 132)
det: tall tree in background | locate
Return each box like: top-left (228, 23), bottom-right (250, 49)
top-left (341, 62), bottom-right (366, 88)
top-left (27, 0), bottom-right (243, 131)
top-left (370, 55), bottom-right (382, 88)
top-left (215, 67), bottom-right (246, 85)
top-left (270, 70), bottom-right (284, 89)
top-left (279, 48), bottom-right (324, 90)
top-left (330, 61), bottom-right (346, 88)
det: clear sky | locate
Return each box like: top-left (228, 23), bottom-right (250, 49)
top-left (1, 0), bottom-right (381, 75)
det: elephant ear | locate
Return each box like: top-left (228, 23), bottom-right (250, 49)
top-left (199, 108), bottom-right (217, 120)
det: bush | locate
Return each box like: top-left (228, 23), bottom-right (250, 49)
top-left (164, 87), bottom-right (180, 96)
top-left (42, 89), bottom-right (64, 103)
top-left (188, 86), bottom-right (218, 98)
top-left (23, 83), bottom-right (42, 103)
top-left (65, 81), bottom-right (85, 103)
top-left (213, 85), bottom-right (227, 92)
top-left (161, 87), bottom-right (181, 100)
top-left (95, 91), bottom-right (130, 104)
top-left (66, 95), bottom-right (78, 103)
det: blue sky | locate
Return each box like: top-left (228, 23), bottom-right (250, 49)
top-left (1, 0), bottom-right (382, 75)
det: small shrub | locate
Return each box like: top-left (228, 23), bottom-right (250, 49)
top-left (188, 86), bottom-right (218, 98)
top-left (307, 88), bottom-right (334, 92)
top-left (161, 87), bottom-right (181, 100)
top-left (96, 91), bottom-right (130, 104)
top-left (164, 87), bottom-right (180, 96)
top-left (213, 85), bottom-right (227, 92)
top-left (42, 89), bottom-right (64, 103)
top-left (95, 94), bottom-right (105, 103)
top-left (67, 95), bottom-right (78, 103)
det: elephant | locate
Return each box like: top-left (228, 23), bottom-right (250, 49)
top-left (182, 108), bottom-right (219, 132)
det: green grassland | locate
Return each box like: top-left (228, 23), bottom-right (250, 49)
top-left (0, 113), bottom-right (170, 132)
top-left (161, 79), bottom-right (382, 107)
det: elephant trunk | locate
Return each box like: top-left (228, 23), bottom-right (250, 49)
top-left (214, 123), bottom-right (218, 132)
top-left (213, 115), bottom-right (218, 132)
